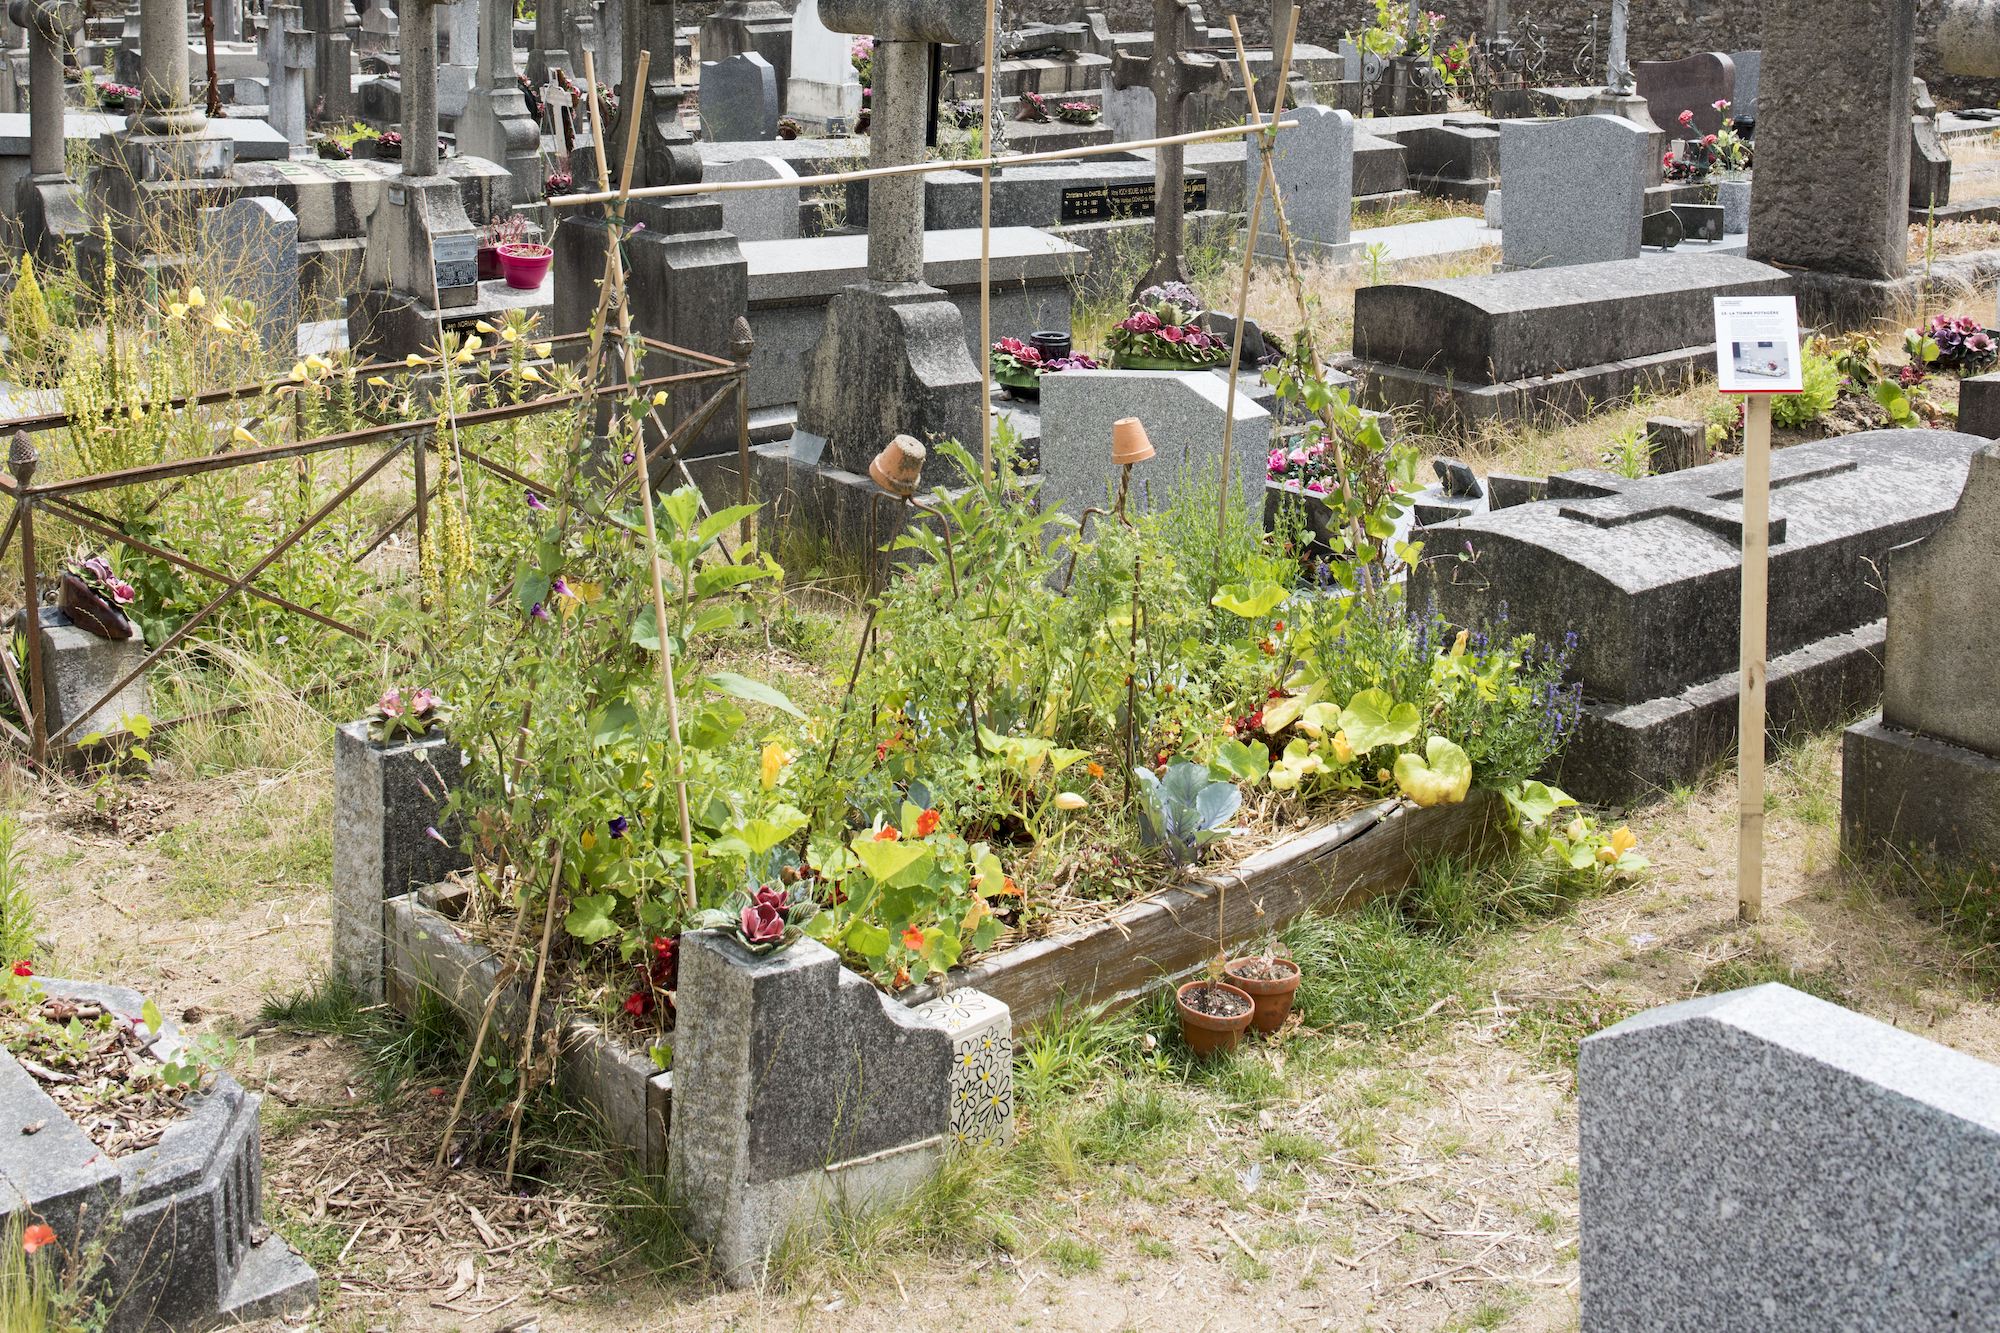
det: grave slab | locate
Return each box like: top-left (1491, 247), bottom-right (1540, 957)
top-left (1348, 252), bottom-right (1788, 425)
top-left (1582, 983), bottom-right (2000, 1331)
top-left (1410, 429), bottom-right (1993, 805)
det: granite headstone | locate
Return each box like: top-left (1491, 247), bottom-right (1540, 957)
top-left (700, 51), bottom-right (780, 142)
top-left (706, 154), bottom-right (803, 239)
top-left (1499, 114), bottom-right (1648, 269)
top-left (1245, 102), bottom-right (1355, 260)
top-left (1634, 51), bottom-right (1736, 137)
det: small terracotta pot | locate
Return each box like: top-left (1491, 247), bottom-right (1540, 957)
top-left (496, 242), bottom-right (553, 290)
top-left (1110, 416), bottom-right (1155, 466)
top-left (1224, 956), bottom-right (1301, 1034)
top-left (1175, 979), bottom-right (1254, 1058)
top-left (57, 572), bottom-right (135, 641)
top-left (868, 434), bottom-right (926, 497)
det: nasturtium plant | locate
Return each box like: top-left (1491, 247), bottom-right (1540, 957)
top-left (1393, 736), bottom-right (1473, 808)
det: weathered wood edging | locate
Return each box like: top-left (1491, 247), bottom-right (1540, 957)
top-left (902, 791), bottom-right (1504, 1028)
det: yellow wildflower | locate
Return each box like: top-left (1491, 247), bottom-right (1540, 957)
top-left (185, 287), bottom-right (205, 308)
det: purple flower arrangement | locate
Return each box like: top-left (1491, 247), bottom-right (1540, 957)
top-left (991, 336), bottom-right (1099, 383)
top-left (1016, 92), bottom-right (1051, 123)
top-left (1266, 435), bottom-right (1338, 495)
top-left (1107, 283), bottom-right (1226, 369)
top-left (1912, 314), bottom-right (1998, 375)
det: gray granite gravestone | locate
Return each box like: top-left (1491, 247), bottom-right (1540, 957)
top-left (700, 0), bottom-right (794, 111)
top-left (1350, 252), bottom-right (1787, 424)
top-left (1749, 0), bottom-right (1916, 323)
top-left (437, 0), bottom-right (477, 118)
top-left (1727, 48), bottom-right (1760, 120)
top-left (1843, 444), bottom-right (2000, 863)
top-left (258, 2), bottom-right (310, 151)
top-left (1634, 51), bottom-right (1735, 137)
top-left (1499, 115), bottom-right (1648, 270)
top-left (1582, 983), bottom-right (2000, 1331)
top-left (0, 979), bottom-right (318, 1328)
top-left (1410, 429), bottom-right (1994, 804)
top-left (670, 933), bottom-right (956, 1285)
top-left (331, 719), bottom-right (469, 1001)
top-left (706, 154), bottom-right (802, 239)
top-left (199, 196), bottom-right (300, 357)
top-left (24, 607), bottom-right (151, 747)
top-left (699, 50), bottom-right (780, 141)
top-left (1036, 368), bottom-right (1271, 522)
top-left (1246, 103), bottom-right (1356, 261)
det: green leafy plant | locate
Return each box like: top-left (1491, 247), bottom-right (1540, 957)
top-left (1133, 762), bottom-right (1241, 869)
top-left (1768, 348), bottom-right (1840, 428)
top-left (692, 882), bottom-right (819, 955)
top-left (808, 807), bottom-right (1010, 989)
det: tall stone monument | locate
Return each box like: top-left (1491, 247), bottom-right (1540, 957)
top-left (348, 0), bottom-right (486, 355)
top-left (303, 0), bottom-right (356, 121)
top-left (9, 0), bottom-right (83, 259)
top-left (459, 0), bottom-right (543, 206)
top-left (1585, 0), bottom-right (1662, 187)
top-left (792, 0), bottom-right (985, 471)
top-left (1842, 444), bottom-right (2000, 865)
top-left (1748, 0), bottom-right (1915, 323)
top-left (260, 2), bottom-right (311, 152)
top-left (552, 0), bottom-right (748, 458)
top-left (1108, 0), bottom-right (1226, 293)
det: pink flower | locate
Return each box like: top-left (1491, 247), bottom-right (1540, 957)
top-left (1713, 99), bottom-right (1730, 111)
top-left (1678, 109), bottom-right (1695, 127)
top-left (409, 688), bottom-right (438, 715)
top-left (377, 687), bottom-right (403, 718)
top-left (1158, 324), bottom-right (1185, 344)
top-left (1702, 133), bottom-right (1718, 146)
top-left (740, 896), bottom-right (784, 944)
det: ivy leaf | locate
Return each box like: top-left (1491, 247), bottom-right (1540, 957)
top-left (1393, 736), bottom-right (1473, 808)
top-left (704, 671), bottom-right (804, 719)
top-left (563, 894), bottom-right (621, 945)
top-left (1339, 688), bottom-right (1421, 752)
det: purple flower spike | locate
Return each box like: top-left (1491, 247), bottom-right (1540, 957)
top-left (552, 576), bottom-right (574, 599)
top-left (530, 601), bottom-right (551, 622)
top-left (609, 815), bottom-right (629, 838)
top-left (526, 488), bottom-right (550, 512)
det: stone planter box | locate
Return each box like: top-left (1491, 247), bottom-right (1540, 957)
top-left (1717, 176), bottom-right (1752, 235)
top-left (903, 792), bottom-right (1503, 1029)
top-left (0, 980), bottom-right (317, 1331)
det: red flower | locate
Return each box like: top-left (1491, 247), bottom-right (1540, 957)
top-left (1678, 109), bottom-right (1695, 127)
top-left (11, 961), bottom-right (30, 977)
top-left (873, 825), bottom-right (900, 842)
top-left (623, 990), bottom-right (653, 1017)
top-left (1157, 324), bottom-right (1186, 345)
top-left (874, 739), bottom-right (890, 762)
top-left (1702, 133), bottom-right (1718, 146)
top-left (901, 924), bottom-right (925, 950)
top-left (915, 808), bottom-right (941, 838)
top-left (1271, 620), bottom-right (1286, 633)
top-left (740, 898), bottom-right (785, 944)
top-left (22, 1224), bottom-right (56, 1254)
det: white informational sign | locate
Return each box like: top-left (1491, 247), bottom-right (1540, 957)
top-left (1713, 295), bottom-right (1804, 394)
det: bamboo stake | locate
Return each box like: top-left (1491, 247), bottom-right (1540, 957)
top-left (433, 897), bottom-right (530, 1173)
top-left (548, 119), bottom-right (1301, 208)
top-left (977, 0), bottom-right (998, 478)
top-left (582, 52), bottom-right (702, 915)
top-left (1737, 393), bottom-right (1772, 924)
top-left (502, 848), bottom-right (564, 1185)
top-left (1216, 13), bottom-right (1300, 549)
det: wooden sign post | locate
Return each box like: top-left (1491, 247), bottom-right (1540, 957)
top-left (1713, 296), bottom-right (1803, 924)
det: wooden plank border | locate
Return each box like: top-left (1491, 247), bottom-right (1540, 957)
top-left (903, 792), bottom-right (1505, 1030)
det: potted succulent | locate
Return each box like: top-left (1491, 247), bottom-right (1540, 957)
top-left (1224, 946), bottom-right (1301, 1033)
top-left (95, 81), bottom-right (140, 112)
top-left (479, 213), bottom-right (528, 281)
top-left (1107, 283), bottom-right (1228, 371)
top-left (1055, 100), bottom-right (1101, 125)
top-left (58, 554), bottom-right (138, 641)
top-left (497, 240), bottom-right (555, 290)
top-left (1175, 974), bottom-right (1255, 1056)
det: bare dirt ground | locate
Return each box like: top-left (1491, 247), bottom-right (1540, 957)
top-left (19, 711), bottom-right (1996, 1332)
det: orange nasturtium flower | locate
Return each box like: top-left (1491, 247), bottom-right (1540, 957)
top-left (915, 808), bottom-right (941, 838)
top-left (901, 925), bottom-right (925, 950)
top-left (999, 876), bottom-right (1021, 898)
top-left (22, 1223), bottom-right (56, 1253)
top-left (1086, 762), bottom-right (1104, 779)
top-left (873, 825), bottom-right (900, 842)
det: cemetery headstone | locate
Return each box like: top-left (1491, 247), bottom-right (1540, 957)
top-left (699, 0), bottom-right (794, 110)
top-left (437, 0), bottom-right (477, 119)
top-left (1749, 0), bottom-right (1916, 321)
top-left (699, 50), bottom-right (779, 141)
top-left (199, 196), bottom-right (300, 357)
top-left (24, 608), bottom-right (151, 748)
top-left (1911, 77), bottom-right (1952, 211)
top-left (706, 154), bottom-right (802, 239)
top-left (1036, 368), bottom-right (1270, 522)
top-left (303, 0), bottom-right (357, 121)
top-left (259, 1), bottom-right (311, 151)
top-left (1843, 443), bottom-right (2000, 863)
top-left (786, 0), bottom-right (859, 131)
top-left (1246, 103), bottom-right (1356, 261)
top-left (1634, 51), bottom-right (1735, 137)
top-left (1582, 983), bottom-right (2000, 1329)
top-left (1499, 115), bottom-right (1648, 269)
top-left (1107, 0), bottom-right (1227, 292)
top-left (1408, 428), bottom-right (1994, 804)
top-left (458, 0), bottom-right (543, 206)
top-left (1727, 48), bottom-right (1760, 122)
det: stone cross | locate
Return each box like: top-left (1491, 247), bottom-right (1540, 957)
top-left (1604, 0), bottom-right (1634, 95)
top-left (303, 0), bottom-right (356, 121)
top-left (260, 2), bottom-right (311, 150)
top-left (402, 0), bottom-right (441, 175)
top-left (1108, 0), bottom-right (1227, 292)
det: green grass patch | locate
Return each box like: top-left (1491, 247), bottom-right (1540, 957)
top-left (1696, 951), bottom-right (1851, 1006)
top-left (157, 784), bottom-right (331, 911)
top-left (1282, 902), bottom-right (1468, 1033)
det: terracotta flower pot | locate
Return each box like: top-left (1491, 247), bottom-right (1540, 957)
top-left (868, 434), bottom-right (926, 497)
top-left (1175, 979), bottom-right (1254, 1057)
top-left (496, 242), bottom-right (553, 290)
top-left (57, 572), bottom-right (135, 641)
top-left (1110, 416), bottom-right (1155, 466)
top-left (1224, 956), bottom-right (1301, 1034)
